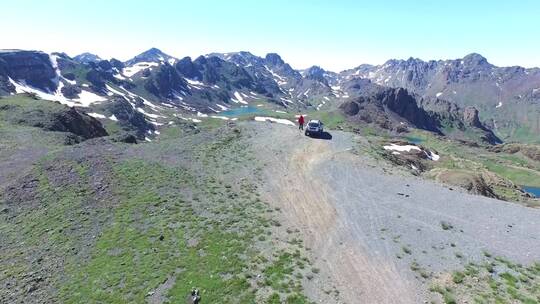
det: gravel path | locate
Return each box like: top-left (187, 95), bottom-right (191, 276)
top-left (247, 121), bottom-right (540, 303)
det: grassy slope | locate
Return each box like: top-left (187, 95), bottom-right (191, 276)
top-left (406, 129), bottom-right (540, 189)
top-left (0, 115), bottom-right (315, 303)
top-left (430, 254), bottom-right (540, 304)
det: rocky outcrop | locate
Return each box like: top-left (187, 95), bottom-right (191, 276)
top-left (101, 97), bottom-right (154, 138)
top-left (428, 168), bottom-right (533, 202)
top-left (488, 143), bottom-right (540, 161)
top-left (1, 97), bottom-right (108, 139)
top-left (431, 169), bottom-right (498, 198)
top-left (463, 106), bottom-right (482, 128)
top-left (304, 66), bottom-right (328, 85)
top-left (61, 84), bottom-right (81, 99)
top-left (175, 57), bottom-right (202, 80)
top-left (52, 108), bottom-right (108, 139)
top-left (191, 55), bottom-right (254, 89)
top-left (339, 86), bottom-right (440, 133)
top-left (144, 64), bottom-right (189, 100)
top-left (340, 100), bottom-right (360, 116)
top-left (109, 58), bottom-right (124, 70)
top-left (421, 98), bottom-right (502, 145)
top-left (0, 50), bottom-right (57, 92)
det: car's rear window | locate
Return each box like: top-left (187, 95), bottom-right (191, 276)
top-left (308, 122), bottom-right (319, 127)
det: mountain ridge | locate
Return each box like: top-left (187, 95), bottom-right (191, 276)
top-left (1, 48), bottom-right (539, 143)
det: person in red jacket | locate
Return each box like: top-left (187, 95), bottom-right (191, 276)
top-left (298, 115), bottom-right (305, 130)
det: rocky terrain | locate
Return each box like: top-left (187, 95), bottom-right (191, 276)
top-left (2, 48), bottom-right (539, 144)
top-left (1, 48), bottom-right (540, 303)
top-left (341, 53), bottom-right (540, 142)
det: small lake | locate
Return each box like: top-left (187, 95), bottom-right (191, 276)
top-left (522, 186), bottom-right (540, 198)
top-left (405, 136), bottom-right (424, 145)
top-left (220, 106), bottom-right (264, 117)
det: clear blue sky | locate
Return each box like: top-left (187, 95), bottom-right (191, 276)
top-left (1, 0), bottom-right (539, 71)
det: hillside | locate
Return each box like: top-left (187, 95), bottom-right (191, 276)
top-left (1, 95), bottom-right (539, 303)
top-left (1, 49), bottom-right (540, 303)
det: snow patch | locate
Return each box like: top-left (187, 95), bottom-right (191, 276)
top-left (427, 151), bottom-right (440, 161)
top-left (74, 90), bottom-right (108, 107)
top-left (232, 91), bottom-right (248, 104)
top-left (383, 144), bottom-right (421, 152)
top-left (210, 115), bottom-right (230, 120)
top-left (136, 107), bottom-right (164, 119)
top-left (436, 92), bottom-right (443, 97)
top-left (9, 77), bottom-right (106, 107)
top-left (215, 104), bottom-right (229, 111)
top-left (254, 116), bottom-right (295, 126)
top-left (87, 112), bottom-right (106, 119)
top-left (185, 78), bottom-right (205, 86)
top-left (113, 73), bottom-right (126, 81)
top-left (264, 65), bottom-right (286, 82)
top-left (280, 97), bottom-right (293, 104)
top-left (123, 62), bottom-right (159, 77)
top-left (495, 102), bottom-right (503, 108)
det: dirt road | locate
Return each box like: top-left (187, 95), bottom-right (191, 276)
top-left (248, 122), bottom-right (540, 303)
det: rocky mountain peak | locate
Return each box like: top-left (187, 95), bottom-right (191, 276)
top-left (73, 52), bottom-right (102, 64)
top-left (265, 53), bottom-right (285, 66)
top-left (125, 48), bottom-right (176, 66)
top-left (462, 53), bottom-right (490, 67)
top-left (304, 66), bottom-right (328, 84)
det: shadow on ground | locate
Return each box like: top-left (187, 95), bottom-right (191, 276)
top-left (306, 131), bottom-right (332, 140)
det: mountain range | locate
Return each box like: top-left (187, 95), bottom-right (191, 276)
top-left (1, 48), bottom-right (539, 144)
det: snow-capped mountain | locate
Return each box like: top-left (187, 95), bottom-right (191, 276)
top-left (339, 53), bottom-right (540, 141)
top-left (125, 48), bottom-right (178, 66)
top-left (1, 48), bottom-right (539, 143)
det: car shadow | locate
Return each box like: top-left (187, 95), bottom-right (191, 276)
top-left (306, 131), bottom-right (332, 140)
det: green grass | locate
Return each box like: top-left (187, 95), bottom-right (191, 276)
top-left (58, 158), bottom-right (263, 303)
top-left (308, 110), bottom-right (348, 130)
top-left (1, 124), bottom-right (314, 302)
top-left (403, 128), bottom-right (540, 204)
top-left (430, 259), bottom-right (540, 303)
top-left (482, 159), bottom-right (540, 187)
top-left (430, 285), bottom-right (457, 304)
top-left (0, 157), bottom-right (96, 302)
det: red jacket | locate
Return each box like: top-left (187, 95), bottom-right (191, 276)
top-left (298, 115), bottom-right (304, 125)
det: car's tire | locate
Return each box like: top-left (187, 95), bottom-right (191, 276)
top-left (305, 131), bottom-right (309, 136)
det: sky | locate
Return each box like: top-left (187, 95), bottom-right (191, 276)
top-left (1, 0), bottom-right (539, 71)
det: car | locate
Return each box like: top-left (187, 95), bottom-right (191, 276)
top-left (305, 119), bottom-right (324, 136)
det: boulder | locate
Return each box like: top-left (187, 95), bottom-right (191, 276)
top-left (60, 84), bottom-right (81, 99)
top-left (111, 132), bottom-right (138, 144)
top-left (339, 100), bottom-right (360, 116)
